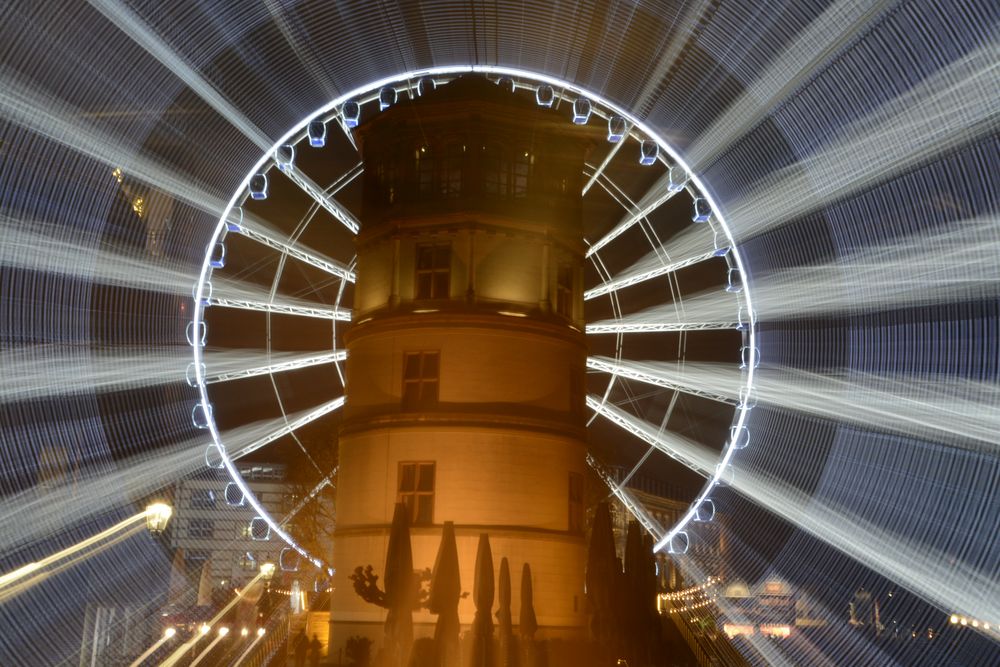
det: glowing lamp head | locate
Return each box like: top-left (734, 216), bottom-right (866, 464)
top-left (218, 626), bottom-right (229, 636)
top-left (240, 627), bottom-right (249, 637)
top-left (164, 627), bottom-right (177, 639)
top-left (260, 562), bottom-right (276, 581)
top-left (145, 502), bottom-right (172, 534)
top-left (257, 627), bottom-right (266, 637)
top-left (200, 624), bottom-right (210, 635)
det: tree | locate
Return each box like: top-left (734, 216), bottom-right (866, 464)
top-left (519, 563), bottom-right (538, 667)
top-left (383, 502), bottom-right (416, 667)
top-left (586, 502), bottom-right (618, 656)
top-left (496, 557), bottom-right (514, 667)
top-left (429, 522), bottom-right (462, 667)
top-left (468, 533), bottom-right (495, 667)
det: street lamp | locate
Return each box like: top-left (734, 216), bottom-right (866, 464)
top-left (260, 561), bottom-right (276, 582)
top-left (145, 502), bottom-right (173, 534)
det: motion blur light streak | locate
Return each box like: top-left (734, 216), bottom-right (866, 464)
top-left (0, 0), bottom-right (997, 664)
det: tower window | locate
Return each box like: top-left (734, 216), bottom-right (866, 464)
top-left (484, 144), bottom-right (510, 196)
top-left (402, 351), bottom-right (439, 409)
top-left (441, 143), bottom-right (463, 198)
top-left (398, 461), bottom-right (435, 525)
top-left (415, 243), bottom-right (451, 299)
top-left (514, 150), bottom-right (531, 198)
top-left (569, 472), bottom-right (584, 533)
top-left (556, 265), bottom-right (573, 318)
top-left (417, 146), bottom-right (433, 195)
top-left (189, 518), bottom-right (214, 539)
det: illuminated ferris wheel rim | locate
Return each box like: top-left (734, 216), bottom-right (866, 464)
top-left (190, 65), bottom-right (758, 569)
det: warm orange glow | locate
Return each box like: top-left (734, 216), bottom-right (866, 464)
top-left (760, 624), bottom-right (791, 638)
top-left (723, 624), bottom-right (755, 638)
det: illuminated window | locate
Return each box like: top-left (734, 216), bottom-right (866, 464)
top-left (416, 146), bottom-right (434, 196)
top-left (398, 462), bottom-right (435, 525)
top-left (402, 351), bottom-right (439, 409)
top-left (484, 144), bottom-right (510, 196)
top-left (514, 150), bottom-right (531, 198)
top-left (415, 243), bottom-right (451, 299)
top-left (441, 143), bottom-right (463, 197)
top-left (189, 518), bottom-right (214, 539)
top-left (555, 265), bottom-right (573, 318)
top-left (569, 472), bottom-right (584, 533)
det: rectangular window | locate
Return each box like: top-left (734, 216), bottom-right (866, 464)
top-left (398, 461), bottom-right (435, 526)
top-left (189, 518), bottom-right (214, 539)
top-left (555, 265), bottom-right (574, 318)
top-left (415, 243), bottom-right (451, 299)
top-left (402, 351), bottom-right (439, 409)
top-left (569, 472), bottom-right (584, 533)
top-left (190, 488), bottom-right (216, 509)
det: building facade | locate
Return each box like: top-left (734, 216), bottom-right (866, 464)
top-left (330, 76), bottom-right (595, 650)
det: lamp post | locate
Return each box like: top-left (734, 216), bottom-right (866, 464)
top-left (145, 502), bottom-right (173, 535)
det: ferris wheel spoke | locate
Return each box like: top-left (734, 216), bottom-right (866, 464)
top-left (585, 171), bottom-right (684, 258)
top-left (586, 289), bottom-right (742, 333)
top-left (585, 246), bottom-right (721, 300)
top-left (227, 212), bottom-right (355, 282)
top-left (582, 131), bottom-right (628, 196)
top-left (278, 469), bottom-right (337, 528)
top-left (277, 166), bottom-right (361, 235)
top-left (586, 452), bottom-right (665, 541)
top-left (586, 394), bottom-right (716, 476)
top-left (203, 349), bottom-right (347, 384)
top-left (587, 356), bottom-right (739, 405)
top-left (229, 396), bottom-right (345, 460)
top-left (207, 279), bottom-right (352, 321)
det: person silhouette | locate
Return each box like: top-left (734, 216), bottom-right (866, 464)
top-left (293, 629), bottom-right (307, 667)
top-left (308, 634), bottom-right (321, 667)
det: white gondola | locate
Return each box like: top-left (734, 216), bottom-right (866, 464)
top-left (572, 98), bottom-right (591, 124)
top-left (185, 362), bottom-right (204, 388)
top-left (726, 267), bottom-right (743, 293)
top-left (191, 402), bottom-right (213, 429)
top-left (738, 386), bottom-right (757, 410)
top-left (497, 76), bottom-right (515, 93)
top-left (224, 482), bottom-right (246, 506)
top-left (535, 84), bottom-right (554, 107)
top-left (693, 197), bottom-right (712, 222)
top-left (730, 425), bottom-right (749, 450)
top-left (740, 345), bottom-right (759, 370)
top-left (193, 281), bottom-right (212, 306)
top-left (712, 229), bottom-right (730, 257)
top-left (342, 101), bottom-right (361, 128)
top-left (695, 499), bottom-right (716, 522)
top-left (378, 86), bottom-right (397, 111)
top-left (209, 241), bottom-right (226, 268)
top-left (225, 207), bottom-right (243, 232)
top-left (737, 304), bottom-right (757, 331)
top-left (307, 120), bottom-right (327, 147)
top-left (417, 76), bottom-right (436, 96)
top-left (280, 547), bottom-right (301, 572)
top-left (607, 115), bottom-right (626, 142)
top-left (249, 517), bottom-right (271, 541)
top-left (249, 173), bottom-right (268, 200)
top-left (667, 165), bottom-right (688, 191)
top-left (668, 531), bottom-right (690, 554)
top-left (715, 462), bottom-right (735, 487)
top-left (204, 444), bottom-right (225, 469)
top-left (275, 145), bottom-right (295, 172)
top-left (186, 321), bottom-right (206, 347)
top-left (639, 140), bottom-right (658, 165)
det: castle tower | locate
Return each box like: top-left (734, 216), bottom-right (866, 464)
top-left (330, 76), bottom-right (593, 650)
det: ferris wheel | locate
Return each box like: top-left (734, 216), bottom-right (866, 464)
top-left (188, 66), bottom-right (758, 574)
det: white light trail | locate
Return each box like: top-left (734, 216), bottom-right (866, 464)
top-left (586, 453), bottom-right (665, 541)
top-left (229, 213), bottom-right (355, 282)
top-left (0, 218), bottom-right (199, 296)
top-left (586, 289), bottom-right (741, 333)
top-left (205, 349), bottom-right (347, 384)
top-left (127, 629), bottom-right (175, 667)
top-left (747, 216), bottom-right (1000, 319)
top-left (589, 396), bottom-right (999, 623)
top-left (725, 42), bottom-right (1000, 240)
top-left (0, 402), bottom-right (344, 555)
top-left (85, 0), bottom-right (273, 151)
top-left (585, 228), bottom-right (719, 299)
top-left (581, 134), bottom-right (626, 196)
top-left (209, 278), bottom-right (352, 321)
top-left (684, 0), bottom-right (895, 170)
top-left (0, 69), bottom-right (227, 216)
top-left (585, 172), bottom-right (683, 258)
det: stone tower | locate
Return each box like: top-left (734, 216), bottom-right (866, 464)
top-left (330, 75), bottom-right (593, 651)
